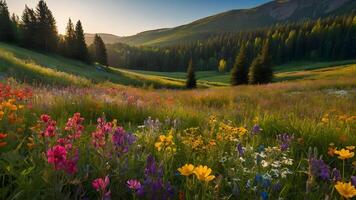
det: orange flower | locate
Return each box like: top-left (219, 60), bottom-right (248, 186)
top-left (328, 147), bottom-right (336, 157)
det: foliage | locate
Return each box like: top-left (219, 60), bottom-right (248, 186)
top-left (186, 59), bottom-right (197, 89)
top-left (231, 44), bottom-right (249, 85)
top-left (107, 14), bottom-right (356, 72)
top-left (90, 34), bottom-right (108, 66)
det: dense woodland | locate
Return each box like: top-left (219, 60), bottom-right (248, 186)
top-left (0, 0), bottom-right (107, 66)
top-left (108, 14), bottom-right (356, 72)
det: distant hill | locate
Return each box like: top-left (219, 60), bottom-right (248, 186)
top-left (85, 33), bottom-right (121, 45)
top-left (115, 0), bottom-right (356, 46)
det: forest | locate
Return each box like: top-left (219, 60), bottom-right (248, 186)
top-left (108, 14), bottom-right (356, 72)
top-left (0, 0), bottom-right (108, 66)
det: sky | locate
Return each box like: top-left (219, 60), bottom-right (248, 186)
top-left (7, 0), bottom-right (269, 36)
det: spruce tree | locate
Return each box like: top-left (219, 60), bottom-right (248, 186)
top-left (35, 0), bottom-right (58, 51)
top-left (20, 6), bottom-right (37, 48)
top-left (231, 45), bottom-right (249, 85)
top-left (248, 41), bottom-right (273, 84)
top-left (186, 58), bottom-right (197, 89)
top-left (64, 18), bottom-right (75, 57)
top-left (0, 0), bottom-right (15, 42)
top-left (90, 34), bottom-right (108, 66)
top-left (74, 20), bottom-right (89, 62)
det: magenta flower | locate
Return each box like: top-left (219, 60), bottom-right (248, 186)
top-left (127, 179), bottom-right (142, 191)
top-left (47, 145), bottom-right (67, 170)
top-left (92, 176), bottom-right (110, 192)
top-left (92, 176), bottom-right (111, 199)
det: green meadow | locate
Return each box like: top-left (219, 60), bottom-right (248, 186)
top-left (0, 41), bottom-right (355, 199)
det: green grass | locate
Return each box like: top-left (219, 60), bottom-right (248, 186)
top-left (0, 42), bottom-right (185, 89)
top-left (127, 59), bottom-right (356, 85)
top-left (0, 44), bottom-right (356, 199)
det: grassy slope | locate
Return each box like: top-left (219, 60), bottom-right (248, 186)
top-left (0, 43), bottom-right (185, 89)
top-left (126, 59), bottom-right (356, 84)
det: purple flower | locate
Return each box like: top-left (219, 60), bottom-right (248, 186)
top-left (276, 133), bottom-right (294, 151)
top-left (127, 179), bottom-right (142, 191)
top-left (310, 158), bottom-right (330, 180)
top-left (112, 127), bottom-right (136, 156)
top-left (331, 168), bottom-right (341, 182)
top-left (236, 143), bottom-right (244, 157)
top-left (351, 176), bottom-right (356, 187)
top-left (251, 124), bottom-right (262, 135)
top-left (272, 182), bottom-right (282, 192)
top-left (138, 155), bottom-right (173, 200)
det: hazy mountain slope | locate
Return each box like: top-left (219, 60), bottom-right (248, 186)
top-left (116, 0), bottom-right (356, 46)
top-left (85, 33), bottom-right (121, 45)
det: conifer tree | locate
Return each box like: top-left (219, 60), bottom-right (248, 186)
top-left (20, 6), bottom-right (36, 48)
top-left (90, 34), bottom-right (108, 66)
top-left (0, 0), bottom-right (15, 42)
top-left (74, 20), bottom-right (89, 62)
top-left (186, 58), bottom-right (197, 89)
top-left (64, 18), bottom-right (75, 57)
top-left (35, 0), bottom-right (58, 51)
top-left (231, 45), bottom-right (249, 85)
top-left (248, 41), bottom-right (273, 84)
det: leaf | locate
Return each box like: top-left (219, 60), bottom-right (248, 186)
top-left (20, 166), bottom-right (35, 176)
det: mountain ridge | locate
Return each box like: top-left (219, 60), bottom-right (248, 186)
top-left (86, 0), bottom-right (356, 46)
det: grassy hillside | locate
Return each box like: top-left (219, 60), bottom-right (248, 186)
top-left (0, 43), bottom-right (185, 89)
top-left (126, 59), bottom-right (356, 85)
top-left (117, 0), bottom-right (356, 46)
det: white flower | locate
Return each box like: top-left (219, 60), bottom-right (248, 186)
top-left (282, 158), bottom-right (293, 165)
top-left (261, 160), bottom-right (269, 168)
top-left (271, 161), bottom-right (281, 168)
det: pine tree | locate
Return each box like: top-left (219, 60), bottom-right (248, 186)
top-left (186, 58), bottom-right (197, 89)
top-left (20, 6), bottom-right (37, 48)
top-left (35, 0), bottom-right (58, 51)
top-left (74, 20), bottom-right (89, 62)
top-left (231, 45), bottom-right (249, 85)
top-left (248, 41), bottom-right (273, 84)
top-left (64, 18), bottom-right (75, 57)
top-left (0, 0), bottom-right (15, 42)
top-left (90, 34), bottom-right (108, 66)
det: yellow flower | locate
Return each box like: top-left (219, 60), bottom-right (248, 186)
top-left (334, 148), bottom-right (355, 160)
top-left (335, 182), bottom-right (356, 199)
top-left (193, 165), bottom-right (215, 182)
top-left (155, 132), bottom-right (176, 153)
top-left (178, 164), bottom-right (195, 176)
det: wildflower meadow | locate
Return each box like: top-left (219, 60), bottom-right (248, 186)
top-left (0, 79), bottom-right (355, 200)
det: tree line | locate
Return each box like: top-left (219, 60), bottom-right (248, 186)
top-left (108, 13), bottom-right (356, 73)
top-left (0, 0), bottom-right (108, 66)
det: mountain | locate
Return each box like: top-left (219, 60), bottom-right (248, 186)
top-left (115, 0), bottom-right (356, 46)
top-left (85, 33), bottom-right (121, 45)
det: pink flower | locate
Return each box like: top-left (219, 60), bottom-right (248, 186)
top-left (47, 145), bottom-right (67, 170)
top-left (127, 179), bottom-right (141, 191)
top-left (92, 176), bottom-right (111, 199)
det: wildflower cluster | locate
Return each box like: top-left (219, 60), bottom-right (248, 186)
top-left (307, 146), bottom-right (356, 199)
top-left (155, 129), bottom-right (176, 154)
top-left (127, 155), bottom-right (174, 200)
top-left (178, 164), bottom-right (215, 182)
top-left (181, 127), bottom-right (216, 151)
top-left (217, 122), bottom-right (247, 142)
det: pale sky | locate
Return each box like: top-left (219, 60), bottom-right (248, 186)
top-left (7, 0), bottom-right (269, 36)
